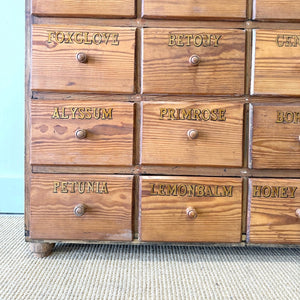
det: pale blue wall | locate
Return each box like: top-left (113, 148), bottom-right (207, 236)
top-left (0, 3), bottom-right (25, 213)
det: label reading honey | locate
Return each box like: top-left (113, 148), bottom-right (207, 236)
top-left (47, 31), bottom-right (120, 46)
top-left (276, 34), bottom-right (300, 47)
top-left (159, 108), bottom-right (226, 121)
top-left (276, 111), bottom-right (300, 124)
top-left (168, 34), bottom-right (222, 47)
top-left (51, 107), bottom-right (113, 120)
top-left (252, 185), bottom-right (297, 198)
top-left (150, 183), bottom-right (233, 197)
top-left (53, 181), bottom-right (109, 194)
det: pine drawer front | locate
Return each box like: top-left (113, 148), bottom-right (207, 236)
top-left (30, 174), bottom-right (134, 241)
top-left (250, 104), bottom-right (300, 169)
top-left (140, 176), bottom-right (242, 243)
top-left (142, 0), bottom-right (246, 20)
top-left (248, 178), bottom-right (300, 244)
top-left (30, 101), bottom-right (134, 166)
top-left (252, 30), bottom-right (300, 96)
top-left (142, 28), bottom-right (245, 95)
top-left (254, 0), bottom-right (300, 20)
top-left (31, 25), bottom-right (136, 93)
top-left (141, 102), bottom-right (244, 167)
top-left (32, 0), bottom-right (135, 18)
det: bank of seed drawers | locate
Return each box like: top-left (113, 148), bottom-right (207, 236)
top-left (26, 0), bottom-right (300, 248)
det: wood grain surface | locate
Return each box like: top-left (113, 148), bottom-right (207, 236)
top-left (140, 176), bottom-right (242, 242)
top-left (30, 174), bottom-right (133, 240)
top-left (252, 30), bottom-right (300, 96)
top-left (251, 104), bottom-right (300, 169)
top-left (32, 0), bottom-right (135, 18)
top-left (248, 178), bottom-right (300, 244)
top-left (31, 25), bottom-right (136, 93)
top-left (142, 28), bottom-right (245, 95)
top-left (143, 0), bottom-right (246, 20)
top-left (254, 0), bottom-right (300, 20)
top-left (141, 102), bottom-right (244, 167)
top-left (30, 100), bottom-right (134, 166)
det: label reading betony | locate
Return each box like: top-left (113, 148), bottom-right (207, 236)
top-left (53, 181), bottom-right (109, 194)
top-left (159, 108), bottom-right (226, 121)
top-left (51, 107), bottom-right (113, 120)
top-left (252, 185), bottom-right (297, 198)
top-left (150, 183), bottom-right (233, 197)
top-left (47, 31), bottom-right (120, 46)
top-left (276, 110), bottom-right (300, 124)
top-left (168, 34), bottom-right (222, 47)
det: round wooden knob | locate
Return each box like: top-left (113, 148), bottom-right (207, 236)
top-left (75, 129), bottom-right (87, 139)
top-left (76, 52), bottom-right (88, 63)
top-left (187, 129), bottom-right (199, 140)
top-left (186, 207), bottom-right (198, 219)
top-left (189, 54), bottom-right (200, 66)
top-left (74, 204), bottom-right (86, 217)
top-left (295, 208), bottom-right (300, 218)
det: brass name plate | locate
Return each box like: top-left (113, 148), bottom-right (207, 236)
top-left (159, 108), bottom-right (226, 121)
top-left (53, 181), bottom-right (109, 194)
top-left (47, 31), bottom-right (120, 46)
top-left (51, 107), bottom-right (113, 120)
top-left (168, 34), bottom-right (222, 47)
top-left (276, 34), bottom-right (300, 47)
top-left (276, 110), bottom-right (300, 124)
top-left (150, 183), bottom-right (233, 197)
top-left (252, 185), bottom-right (297, 198)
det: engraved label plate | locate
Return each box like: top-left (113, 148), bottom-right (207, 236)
top-left (141, 102), bottom-right (244, 167)
top-left (251, 104), bottom-right (300, 169)
top-left (142, 28), bottom-right (245, 95)
top-left (248, 178), bottom-right (300, 244)
top-left (140, 176), bottom-right (242, 242)
top-left (30, 174), bottom-right (133, 240)
top-left (30, 101), bottom-right (134, 166)
top-left (31, 25), bottom-right (136, 93)
top-left (252, 30), bottom-right (300, 96)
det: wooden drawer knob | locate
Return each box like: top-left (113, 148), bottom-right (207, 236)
top-left (296, 208), bottom-right (300, 218)
top-left (189, 54), bottom-right (200, 66)
top-left (76, 52), bottom-right (88, 63)
top-left (186, 207), bottom-right (198, 219)
top-left (187, 129), bottom-right (199, 140)
top-left (75, 129), bottom-right (87, 139)
top-left (74, 204), bottom-right (86, 217)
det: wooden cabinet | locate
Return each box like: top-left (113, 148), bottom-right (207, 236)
top-left (25, 0), bottom-right (300, 257)
top-left (32, 0), bottom-right (135, 18)
top-left (248, 178), bottom-right (300, 244)
top-left (32, 25), bottom-right (136, 93)
top-left (142, 28), bottom-right (245, 95)
top-left (30, 174), bottom-right (133, 240)
top-left (251, 30), bottom-right (300, 96)
top-left (140, 176), bottom-right (242, 242)
top-left (254, 0), bottom-right (300, 20)
top-left (30, 100), bottom-right (134, 166)
top-left (141, 102), bottom-right (244, 166)
top-left (142, 0), bottom-right (246, 20)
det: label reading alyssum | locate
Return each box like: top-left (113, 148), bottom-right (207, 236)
top-left (51, 107), bottom-right (113, 120)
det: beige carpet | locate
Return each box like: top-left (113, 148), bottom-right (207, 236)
top-left (0, 215), bottom-right (299, 300)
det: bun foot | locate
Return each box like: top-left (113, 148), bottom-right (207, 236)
top-left (29, 242), bottom-right (55, 258)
